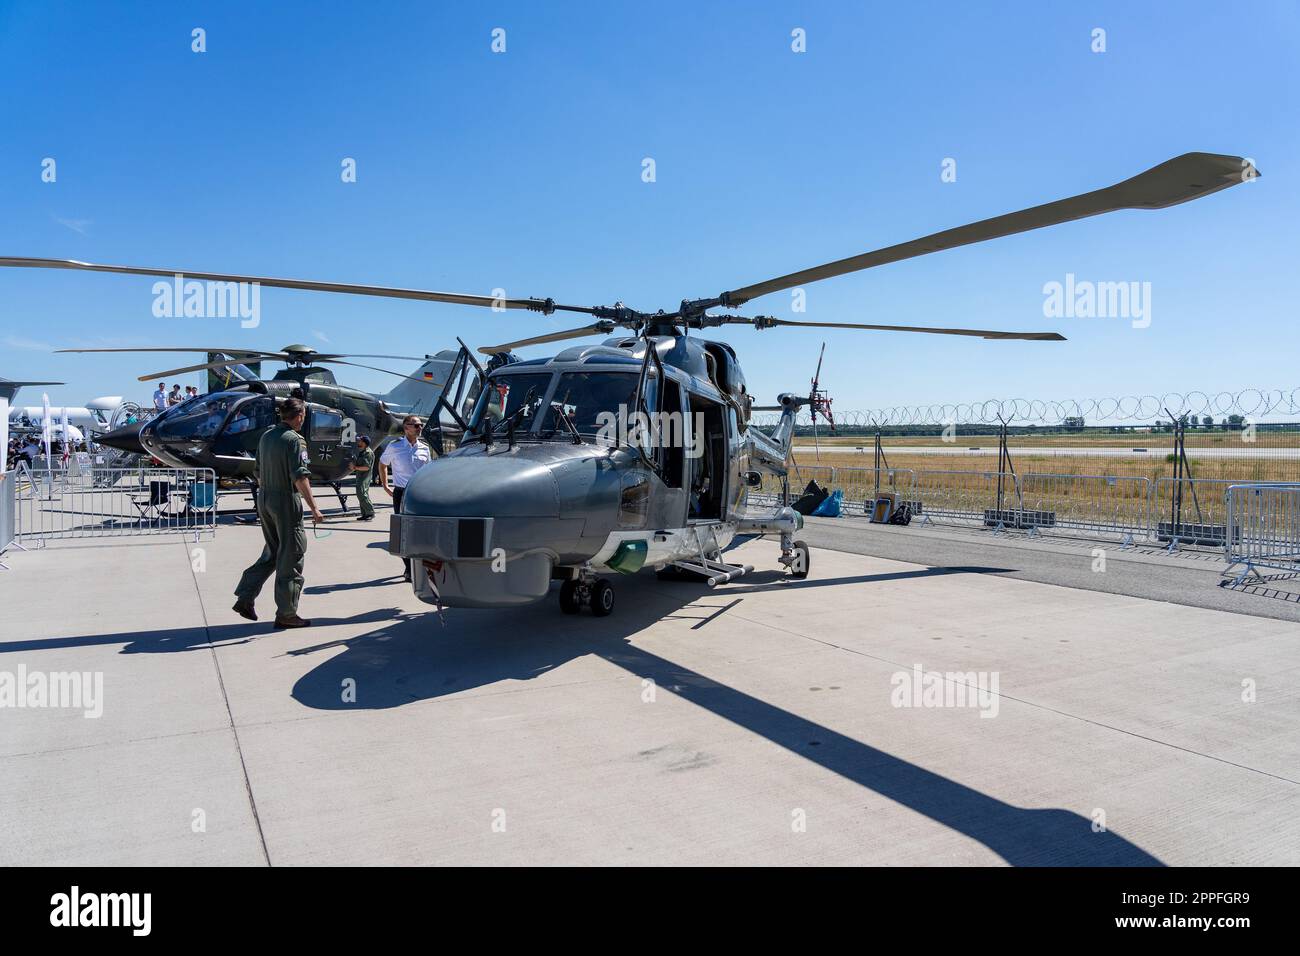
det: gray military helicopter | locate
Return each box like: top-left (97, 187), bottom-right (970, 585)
top-left (1, 152), bottom-right (1257, 614)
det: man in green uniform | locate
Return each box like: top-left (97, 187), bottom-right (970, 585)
top-left (232, 398), bottom-right (324, 629)
top-left (353, 435), bottom-right (375, 521)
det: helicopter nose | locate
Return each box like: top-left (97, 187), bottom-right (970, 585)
top-left (97, 420), bottom-right (147, 454)
top-left (405, 453), bottom-right (559, 517)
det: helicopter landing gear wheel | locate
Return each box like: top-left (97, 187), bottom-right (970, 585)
top-left (559, 579), bottom-right (582, 614)
top-left (790, 540), bottom-right (810, 579)
top-left (590, 579), bottom-right (615, 617)
top-left (558, 574), bottom-right (614, 616)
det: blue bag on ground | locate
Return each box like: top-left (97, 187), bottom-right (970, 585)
top-left (812, 489), bottom-right (843, 517)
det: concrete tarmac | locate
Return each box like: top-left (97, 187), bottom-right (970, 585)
top-left (800, 515), bottom-right (1300, 623)
top-left (2, 500), bottom-right (1298, 865)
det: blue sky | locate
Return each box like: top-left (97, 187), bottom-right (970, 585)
top-left (1, 0), bottom-right (1296, 415)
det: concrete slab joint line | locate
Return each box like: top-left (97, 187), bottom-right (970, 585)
top-left (185, 539), bottom-right (272, 866)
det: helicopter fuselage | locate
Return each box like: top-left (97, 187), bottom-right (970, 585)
top-left (117, 366), bottom-right (393, 484)
top-left (390, 334), bottom-right (807, 609)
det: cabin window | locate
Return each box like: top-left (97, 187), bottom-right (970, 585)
top-left (618, 473), bottom-right (650, 529)
top-left (224, 398), bottom-right (274, 436)
top-left (310, 409), bottom-right (344, 442)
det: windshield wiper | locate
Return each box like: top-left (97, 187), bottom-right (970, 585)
top-left (549, 403), bottom-right (584, 444)
top-left (501, 387), bottom-right (539, 450)
top-left (541, 389), bottom-right (584, 444)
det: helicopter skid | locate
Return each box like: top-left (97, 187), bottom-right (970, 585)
top-left (669, 555), bottom-right (754, 588)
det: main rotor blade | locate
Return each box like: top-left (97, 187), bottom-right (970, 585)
top-left (57, 347), bottom-right (274, 356)
top-left (758, 317), bottom-right (1066, 341)
top-left (324, 358), bottom-right (445, 386)
top-left (133, 356), bottom-right (443, 386)
top-left (721, 153), bottom-right (1258, 306)
top-left (57, 347), bottom-right (431, 364)
top-left (1, 257), bottom-right (586, 314)
top-left (136, 358), bottom-right (262, 381)
top-left (477, 322), bottom-right (615, 355)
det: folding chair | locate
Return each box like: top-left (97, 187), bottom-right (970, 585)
top-left (185, 479), bottom-right (217, 518)
top-left (130, 479), bottom-right (172, 521)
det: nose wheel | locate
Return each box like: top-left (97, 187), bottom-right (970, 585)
top-left (559, 576), bottom-right (615, 617)
top-left (779, 538), bottom-right (810, 579)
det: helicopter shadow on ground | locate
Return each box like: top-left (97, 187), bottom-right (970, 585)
top-left (0, 608), bottom-right (407, 657)
top-left (289, 563), bottom-right (1162, 865)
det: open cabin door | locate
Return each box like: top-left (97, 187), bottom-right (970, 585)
top-left (424, 341), bottom-right (485, 454)
top-left (686, 392), bottom-right (727, 522)
top-left (632, 341), bottom-right (689, 527)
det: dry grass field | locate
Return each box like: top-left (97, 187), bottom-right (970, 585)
top-left (797, 449), bottom-right (1295, 484)
top-left (772, 431), bottom-right (1299, 536)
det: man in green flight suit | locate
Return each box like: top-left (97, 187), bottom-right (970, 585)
top-left (232, 397), bottom-right (324, 629)
top-left (352, 435), bottom-right (375, 521)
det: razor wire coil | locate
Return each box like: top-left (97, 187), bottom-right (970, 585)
top-left (749, 388), bottom-right (1300, 428)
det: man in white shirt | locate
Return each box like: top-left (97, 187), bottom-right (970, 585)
top-left (153, 383), bottom-right (167, 411)
top-left (378, 415), bottom-right (433, 581)
top-left (19, 437), bottom-right (42, 464)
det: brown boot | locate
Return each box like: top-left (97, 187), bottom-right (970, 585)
top-left (273, 614), bottom-right (312, 629)
top-left (232, 600), bottom-right (257, 621)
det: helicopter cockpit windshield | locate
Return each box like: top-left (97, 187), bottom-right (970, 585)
top-left (153, 392), bottom-right (245, 441)
top-left (539, 372), bottom-right (641, 439)
top-left (466, 370), bottom-right (654, 443)
top-left (467, 373), bottom-right (552, 436)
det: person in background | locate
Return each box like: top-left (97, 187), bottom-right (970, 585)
top-left (168, 384), bottom-right (182, 406)
top-left (232, 397), bottom-right (324, 629)
top-left (153, 383), bottom-right (167, 411)
top-left (352, 435), bottom-right (375, 522)
top-left (378, 415), bottom-right (433, 581)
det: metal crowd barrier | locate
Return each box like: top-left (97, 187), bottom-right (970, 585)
top-left (1019, 473), bottom-right (1151, 542)
top-left (13, 462), bottom-right (218, 543)
top-left (836, 467), bottom-right (917, 512)
top-left (0, 470), bottom-right (16, 567)
top-left (789, 463), bottom-right (836, 492)
top-left (910, 469), bottom-right (1022, 528)
top-left (1149, 476), bottom-right (1238, 548)
top-left (1224, 484), bottom-right (1300, 584)
top-left (752, 463), bottom-right (1299, 562)
top-left (750, 464), bottom-right (837, 508)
